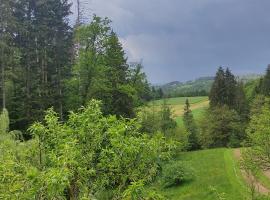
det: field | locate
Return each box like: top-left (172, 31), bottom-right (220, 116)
top-left (148, 96), bottom-right (209, 126)
top-left (152, 148), bottom-right (250, 200)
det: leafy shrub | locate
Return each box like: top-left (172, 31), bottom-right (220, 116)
top-left (162, 161), bottom-right (194, 188)
top-left (0, 100), bottom-right (176, 199)
top-left (122, 180), bottom-right (165, 200)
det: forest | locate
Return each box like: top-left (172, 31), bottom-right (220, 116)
top-left (1, 0), bottom-right (270, 200)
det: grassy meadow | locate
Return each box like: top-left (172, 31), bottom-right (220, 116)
top-left (152, 148), bottom-right (250, 200)
top-left (147, 96), bottom-right (209, 127)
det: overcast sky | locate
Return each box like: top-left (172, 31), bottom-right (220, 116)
top-left (70, 0), bottom-right (270, 84)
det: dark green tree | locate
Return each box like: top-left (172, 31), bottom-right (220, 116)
top-left (199, 106), bottom-right (244, 148)
top-left (183, 99), bottom-right (199, 150)
top-left (255, 65), bottom-right (270, 97)
top-left (9, 0), bottom-right (72, 131)
top-left (160, 100), bottom-right (177, 137)
top-left (209, 67), bottom-right (227, 107)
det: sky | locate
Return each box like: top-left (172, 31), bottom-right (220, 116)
top-left (70, 0), bottom-right (270, 84)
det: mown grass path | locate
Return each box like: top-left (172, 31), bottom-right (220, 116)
top-left (153, 148), bottom-right (249, 200)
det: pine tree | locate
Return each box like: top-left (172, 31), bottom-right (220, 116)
top-left (160, 100), bottom-right (177, 137)
top-left (0, 0), bottom-right (17, 110)
top-left (8, 0), bottom-right (72, 130)
top-left (209, 67), bottom-right (226, 107)
top-left (224, 68), bottom-right (237, 108)
top-left (183, 99), bottom-right (199, 150)
top-left (258, 65), bottom-right (270, 96)
top-left (209, 67), bottom-right (238, 109)
top-left (234, 81), bottom-right (249, 121)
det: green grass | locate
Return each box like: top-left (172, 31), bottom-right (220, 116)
top-left (255, 168), bottom-right (270, 190)
top-left (146, 96), bottom-right (209, 128)
top-left (176, 106), bottom-right (207, 127)
top-left (151, 148), bottom-right (249, 200)
top-left (151, 96), bottom-right (208, 106)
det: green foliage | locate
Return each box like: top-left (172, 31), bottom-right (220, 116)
top-left (0, 133), bottom-right (39, 199)
top-left (246, 99), bottom-right (270, 168)
top-left (69, 16), bottom-right (151, 118)
top-left (183, 99), bottom-right (199, 150)
top-left (199, 106), bottom-right (244, 148)
top-left (0, 100), bottom-right (177, 199)
top-left (0, 108), bottom-right (9, 134)
top-left (123, 180), bottom-right (165, 200)
top-left (159, 77), bottom-right (214, 98)
top-left (257, 65), bottom-right (270, 96)
top-left (162, 161), bottom-right (194, 188)
top-left (139, 100), bottom-right (177, 138)
top-left (209, 67), bottom-right (248, 120)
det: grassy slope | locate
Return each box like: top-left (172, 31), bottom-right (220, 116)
top-left (152, 96), bottom-right (208, 106)
top-left (149, 96), bottom-right (209, 127)
top-left (152, 148), bottom-right (249, 200)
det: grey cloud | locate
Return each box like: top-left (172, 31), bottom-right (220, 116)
top-left (71, 0), bottom-right (270, 83)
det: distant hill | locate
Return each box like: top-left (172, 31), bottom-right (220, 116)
top-left (158, 74), bottom-right (261, 97)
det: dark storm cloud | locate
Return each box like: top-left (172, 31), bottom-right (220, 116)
top-left (71, 0), bottom-right (270, 83)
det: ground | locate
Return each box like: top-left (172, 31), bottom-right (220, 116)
top-left (152, 148), bottom-right (249, 200)
top-left (148, 97), bottom-right (270, 199)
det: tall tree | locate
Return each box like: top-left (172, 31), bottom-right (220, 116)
top-left (256, 65), bottom-right (270, 96)
top-left (209, 67), bottom-right (227, 107)
top-left (183, 99), bottom-right (199, 150)
top-left (9, 0), bottom-right (72, 131)
top-left (71, 16), bottom-right (149, 118)
top-left (224, 68), bottom-right (237, 108)
top-left (0, 0), bottom-right (17, 110)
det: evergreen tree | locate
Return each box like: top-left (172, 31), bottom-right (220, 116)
top-left (224, 68), bottom-right (237, 108)
top-left (183, 99), bottom-right (199, 150)
top-left (235, 81), bottom-right (249, 121)
top-left (157, 88), bottom-right (164, 99)
top-left (160, 100), bottom-right (177, 137)
top-left (199, 106), bottom-right (244, 148)
top-left (209, 67), bottom-right (227, 107)
top-left (256, 65), bottom-right (270, 96)
top-left (8, 0), bottom-right (72, 131)
top-left (209, 67), bottom-right (247, 115)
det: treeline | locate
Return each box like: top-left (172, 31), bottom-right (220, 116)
top-left (183, 65), bottom-right (270, 150)
top-left (0, 1), bottom-right (152, 135)
top-left (165, 90), bottom-right (208, 98)
top-left (179, 67), bottom-right (248, 149)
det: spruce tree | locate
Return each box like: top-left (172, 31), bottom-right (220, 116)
top-left (224, 68), bottom-right (237, 108)
top-left (183, 98), bottom-right (199, 150)
top-left (260, 65), bottom-right (270, 96)
top-left (209, 67), bottom-right (238, 110)
top-left (209, 67), bottom-right (226, 107)
top-left (9, 0), bottom-right (72, 130)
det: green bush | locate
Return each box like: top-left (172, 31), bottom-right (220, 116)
top-left (162, 161), bottom-right (194, 188)
top-left (122, 180), bottom-right (165, 200)
top-left (0, 100), bottom-right (176, 199)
